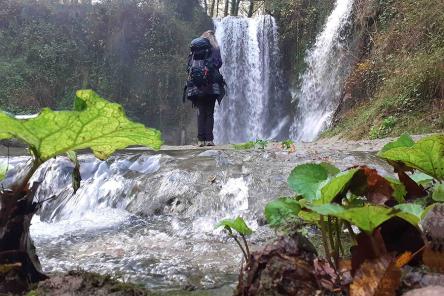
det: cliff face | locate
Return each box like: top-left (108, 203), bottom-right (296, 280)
top-left (329, 0), bottom-right (444, 139)
top-left (266, 0), bottom-right (335, 88)
top-left (272, 0), bottom-right (443, 140)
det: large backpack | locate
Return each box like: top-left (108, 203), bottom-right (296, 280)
top-left (187, 37), bottom-right (213, 88)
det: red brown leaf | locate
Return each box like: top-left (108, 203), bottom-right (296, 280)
top-left (351, 229), bottom-right (388, 274)
top-left (398, 171), bottom-right (427, 200)
top-left (350, 166), bottom-right (394, 205)
top-left (350, 254), bottom-right (401, 296)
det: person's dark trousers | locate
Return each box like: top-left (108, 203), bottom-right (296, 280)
top-left (197, 96), bottom-right (217, 141)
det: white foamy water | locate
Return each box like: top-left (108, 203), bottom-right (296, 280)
top-left (290, 0), bottom-right (355, 141)
top-left (192, 176), bottom-right (257, 234)
top-left (214, 15), bottom-right (290, 144)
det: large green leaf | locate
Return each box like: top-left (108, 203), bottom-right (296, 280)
top-left (0, 162), bottom-right (6, 181)
top-left (378, 133), bottom-right (415, 155)
top-left (264, 198), bottom-right (301, 227)
top-left (216, 217), bottom-right (253, 236)
top-left (307, 204), bottom-right (398, 233)
top-left (316, 168), bottom-right (360, 204)
top-left (385, 177), bottom-right (407, 203)
top-left (394, 204), bottom-right (424, 226)
top-left (0, 90), bottom-right (162, 161)
top-left (298, 210), bottom-right (321, 223)
top-left (432, 183), bottom-right (444, 202)
top-left (410, 172), bottom-right (434, 186)
top-left (379, 135), bottom-right (444, 181)
top-left (288, 163), bottom-right (339, 200)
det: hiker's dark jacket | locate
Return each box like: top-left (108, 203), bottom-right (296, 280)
top-left (186, 47), bottom-right (225, 105)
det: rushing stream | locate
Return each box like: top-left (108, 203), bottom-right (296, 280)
top-left (1, 146), bottom-right (391, 293)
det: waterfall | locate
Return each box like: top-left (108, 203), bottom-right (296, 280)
top-left (214, 15), bottom-right (290, 144)
top-left (290, 0), bottom-right (355, 142)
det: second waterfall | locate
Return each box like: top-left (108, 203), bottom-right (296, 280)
top-left (214, 16), bottom-right (291, 144)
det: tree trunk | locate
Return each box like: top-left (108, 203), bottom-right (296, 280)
top-left (203, 0), bottom-right (208, 14)
top-left (232, 0), bottom-right (241, 16)
top-left (210, 0), bottom-right (215, 17)
top-left (248, 0), bottom-right (254, 17)
top-left (224, 0), bottom-right (229, 16)
top-left (216, 0), bottom-right (220, 17)
top-left (0, 162), bottom-right (47, 294)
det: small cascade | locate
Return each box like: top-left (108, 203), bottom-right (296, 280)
top-left (0, 145), bottom-right (391, 290)
top-left (214, 15), bottom-right (290, 144)
top-left (290, 0), bottom-right (355, 142)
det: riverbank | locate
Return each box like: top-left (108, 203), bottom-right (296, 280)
top-left (25, 271), bottom-right (234, 296)
top-left (0, 133), bottom-right (434, 157)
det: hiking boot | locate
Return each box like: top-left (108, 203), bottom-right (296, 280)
top-left (206, 141), bottom-right (215, 147)
top-left (198, 141), bottom-right (206, 147)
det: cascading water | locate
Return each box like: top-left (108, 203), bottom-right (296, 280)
top-left (0, 144), bottom-right (391, 291)
top-left (290, 0), bottom-right (355, 142)
top-left (214, 15), bottom-right (290, 144)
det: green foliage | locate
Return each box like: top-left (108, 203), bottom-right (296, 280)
top-left (67, 151), bottom-right (81, 194)
top-left (394, 203), bottom-right (424, 226)
top-left (410, 172), bottom-right (435, 186)
top-left (432, 183), bottom-right (444, 202)
top-left (287, 163), bottom-right (339, 200)
top-left (268, 0), bottom-right (335, 83)
top-left (264, 134), bottom-right (443, 268)
top-left (379, 135), bottom-right (444, 181)
top-left (281, 139), bottom-right (294, 150)
top-left (369, 116), bottom-right (397, 139)
top-left (0, 90), bottom-right (162, 161)
top-left (0, 0), bottom-right (211, 144)
top-left (216, 217), bottom-right (253, 236)
top-left (379, 133), bottom-right (414, 154)
top-left (264, 197), bottom-right (301, 228)
top-left (255, 139), bottom-right (269, 150)
top-left (325, 0), bottom-right (444, 139)
top-left (0, 162), bottom-right (6, 181)
top-left (385, 177), bottom-right (407, 203)
top-left (317, 169), bottom-right (359, 205)
top-left (232, 140), bottom-right (270, 150)
top-left (307, 204), bottom-right (397, 234)
top-left (233, 141), bottom-right (256, 150)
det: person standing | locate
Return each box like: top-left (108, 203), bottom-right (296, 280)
top-left (184, 30), bottom-right (225, 147)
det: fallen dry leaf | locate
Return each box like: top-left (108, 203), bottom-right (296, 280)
top-left (350, 254), bottom-right (401, 296)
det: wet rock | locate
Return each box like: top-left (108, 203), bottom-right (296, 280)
top-left (422, 204), bottom-right (444, 273)
top-left (236, 235), bottom-right (319, 296)
top-left (0, 263), bottom-right (30, 295)
top-left (33, 271), bottom-right (151, 296)
top-left (197, 150), bottom-right (221, 157)
top-left (403, 286), bottom-right (444, 296)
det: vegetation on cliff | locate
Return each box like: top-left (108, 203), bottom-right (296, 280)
top-left (265, 0), bottom-right (335, 86)
top-left (328, 0), bottom-right (444, 139)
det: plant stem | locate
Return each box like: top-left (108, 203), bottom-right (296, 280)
top-left (231, 234), bottom-right (248, 262)
top-left (240, 234), bottom-right (250, 260)
top-left (320, 215), bottom-right (334, 267)
top-left (335, 219), bottom-right (344, 257)
top-left (369, 233), bottom-right (381, 258)
top-left (345, 221), bottom-right (357, 244)
top-left (327, 216), bottom-right (338, 267)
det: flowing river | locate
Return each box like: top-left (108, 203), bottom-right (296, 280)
top-left (1, 143), bottom-right (393, 293)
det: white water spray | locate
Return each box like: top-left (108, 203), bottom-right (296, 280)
top-left (214, 15), bottom-right (289, 144)
top-left (290, 0), bottom-right (355, 142)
